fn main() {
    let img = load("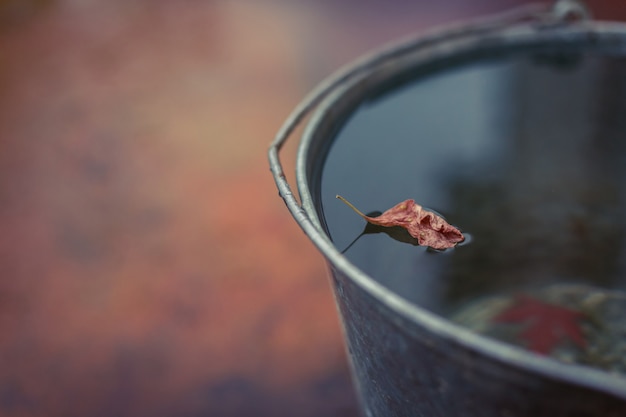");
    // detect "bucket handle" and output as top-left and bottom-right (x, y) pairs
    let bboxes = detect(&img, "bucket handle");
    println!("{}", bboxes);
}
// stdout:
(268, 0), (588, 245)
